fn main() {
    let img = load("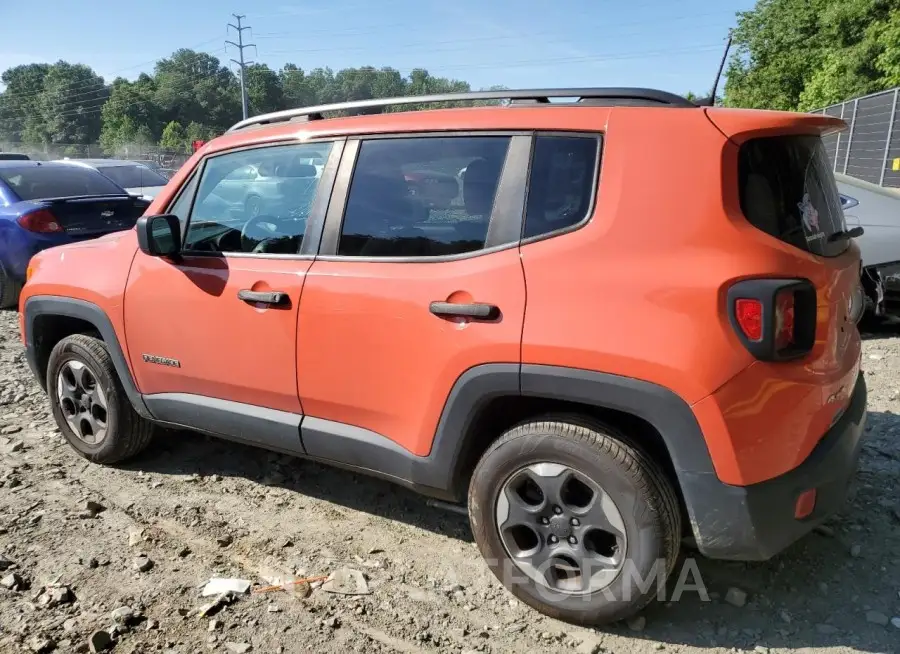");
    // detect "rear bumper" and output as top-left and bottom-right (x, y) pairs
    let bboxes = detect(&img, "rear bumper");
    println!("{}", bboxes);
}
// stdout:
(682, 371), (867, 560)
